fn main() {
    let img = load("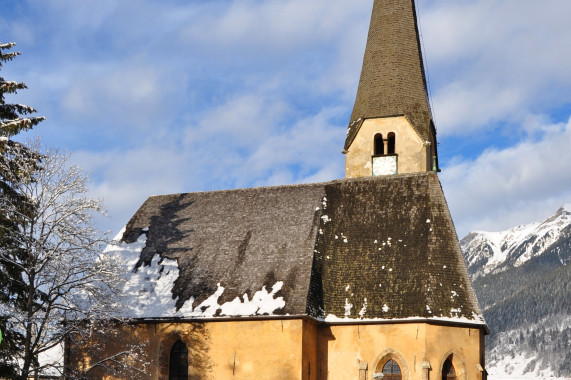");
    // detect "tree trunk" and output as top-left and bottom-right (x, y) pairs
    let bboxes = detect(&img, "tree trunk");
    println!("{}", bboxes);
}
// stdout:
(20, 270), (36, 380)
